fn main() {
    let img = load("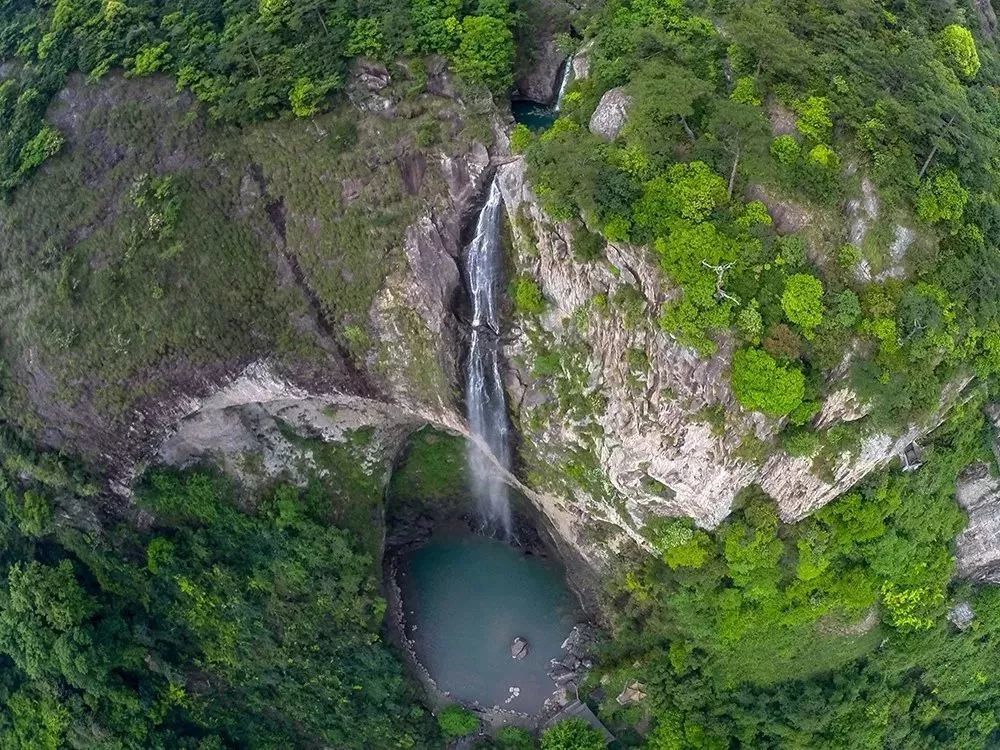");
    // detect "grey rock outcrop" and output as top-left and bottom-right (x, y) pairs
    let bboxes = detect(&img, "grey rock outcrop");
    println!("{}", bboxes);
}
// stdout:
(949, 601), (975, 630)
(956, 461), (1000, 582)
(516, 37), (568, 104)
(589, 88), (631, 140)
(496, 156), (970, 555)
(572, 40), (593, 81)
